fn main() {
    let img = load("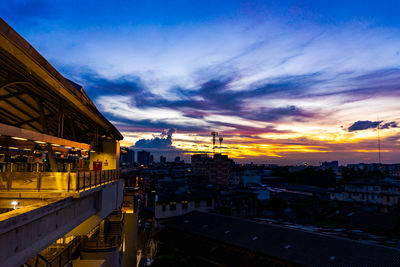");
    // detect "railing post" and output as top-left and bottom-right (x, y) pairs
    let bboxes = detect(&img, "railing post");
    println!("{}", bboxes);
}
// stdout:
(83, 172), (86, 191)
(6, 172), (11, 191)
(89, 171), (92, 188)
(67, 172), (71, 192)
(76, 172), (79, 191)
(37, 172), (41, 192)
